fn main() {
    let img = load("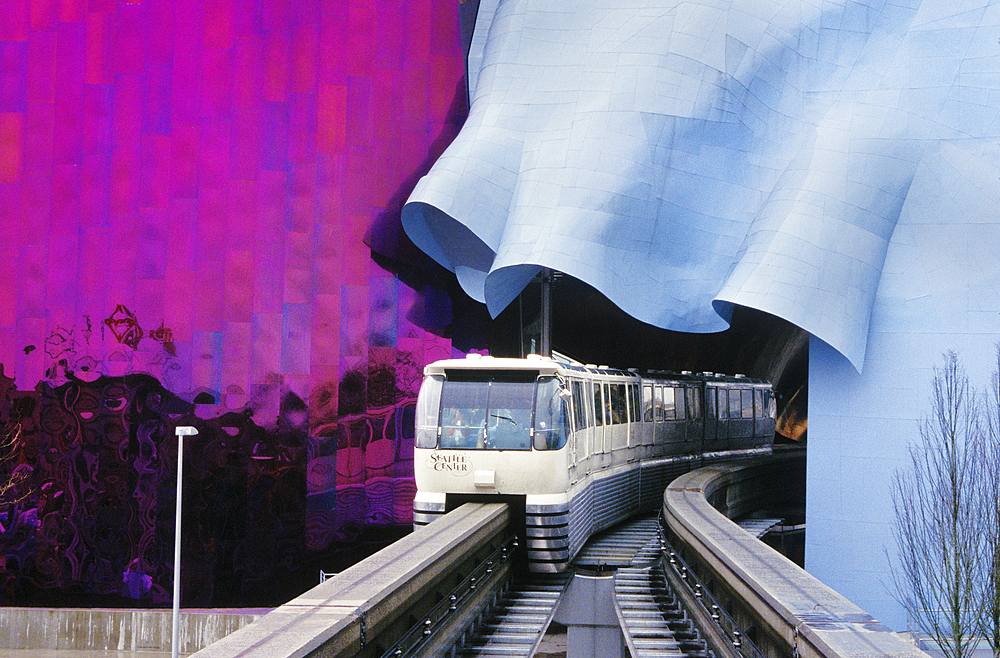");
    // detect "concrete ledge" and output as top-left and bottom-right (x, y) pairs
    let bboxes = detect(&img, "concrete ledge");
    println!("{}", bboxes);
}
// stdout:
(192, 502), (509, 658)
(0, 607), (264, 653)
(663, 450), (929, 658)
